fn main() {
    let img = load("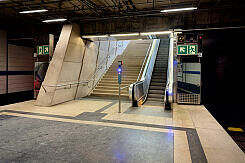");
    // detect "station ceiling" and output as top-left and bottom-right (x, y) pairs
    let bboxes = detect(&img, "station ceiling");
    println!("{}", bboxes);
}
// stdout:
(0, 0), (244, 35)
